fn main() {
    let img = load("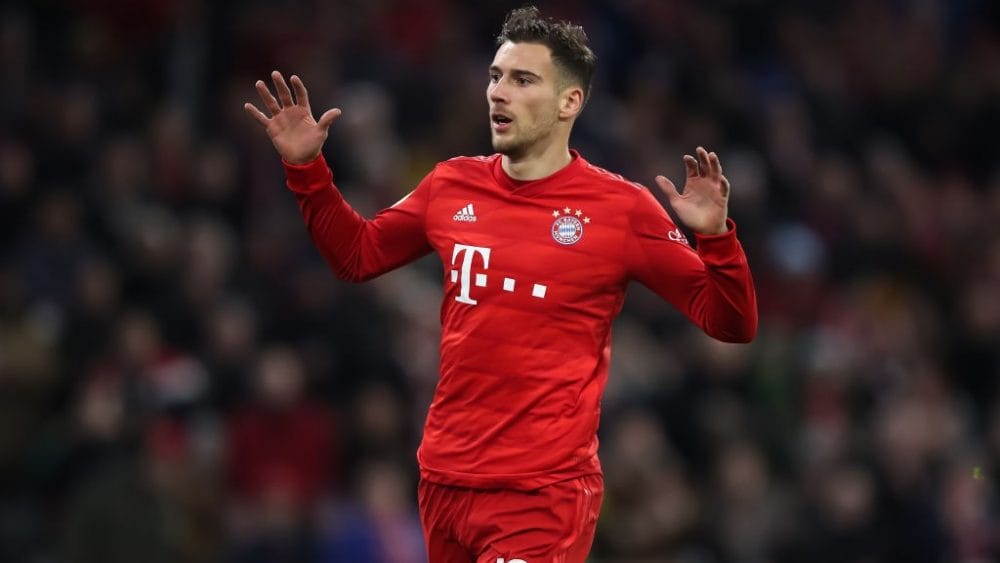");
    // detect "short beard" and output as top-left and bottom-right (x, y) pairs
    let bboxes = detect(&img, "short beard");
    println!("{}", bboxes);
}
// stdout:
(492, 136), (528, 160)
(491, 117), (556, 160)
